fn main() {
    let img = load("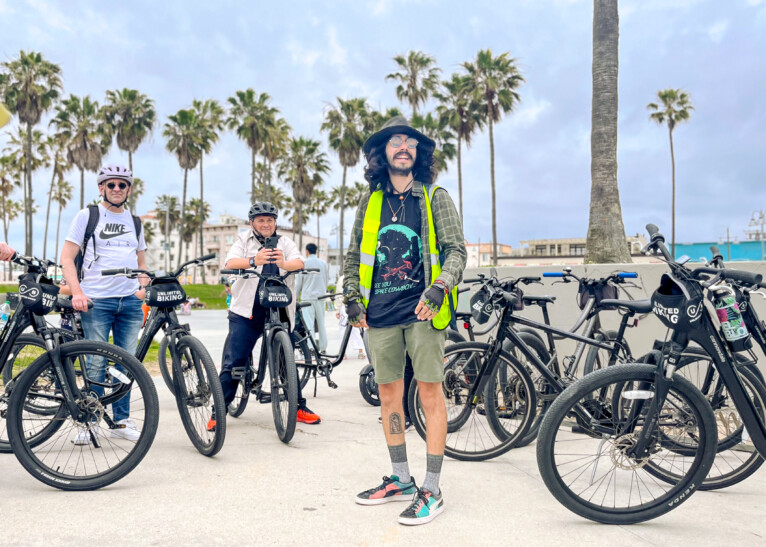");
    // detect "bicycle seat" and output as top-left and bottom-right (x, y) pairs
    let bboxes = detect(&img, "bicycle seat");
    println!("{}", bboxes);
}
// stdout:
(455, 312), (472, 321)
(598, 298), (652, 314)
(297, 302), (312, 309)
(522, 295), (556, 306)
